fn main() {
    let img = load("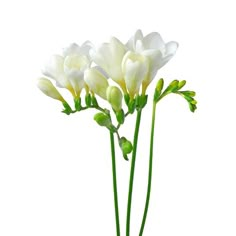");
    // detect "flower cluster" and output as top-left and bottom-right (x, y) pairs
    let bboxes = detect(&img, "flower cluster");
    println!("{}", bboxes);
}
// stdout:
(37, 30), (197, 236)
(38, 30), (178, 114)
